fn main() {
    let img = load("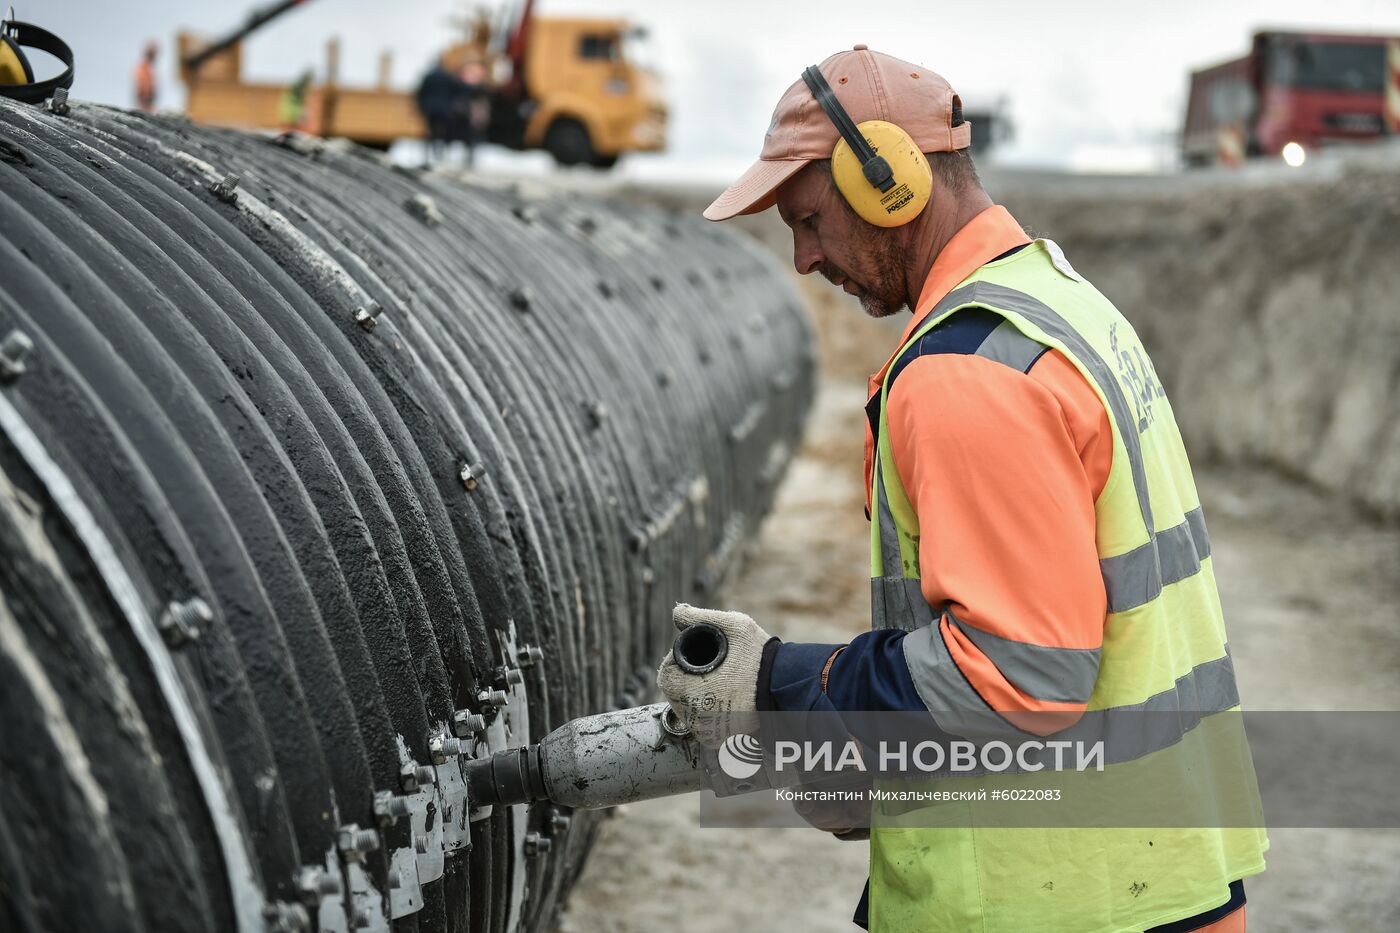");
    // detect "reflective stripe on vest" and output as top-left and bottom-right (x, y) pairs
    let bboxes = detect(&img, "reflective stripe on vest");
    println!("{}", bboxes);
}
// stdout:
(872, 280), (1215, 620)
